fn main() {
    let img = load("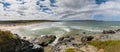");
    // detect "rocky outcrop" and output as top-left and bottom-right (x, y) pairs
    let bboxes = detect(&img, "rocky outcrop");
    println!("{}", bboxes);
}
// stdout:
(51, 35), (95, 52)
(0, 30), (44, 52)
(33, 35), (56, 47)
(81, 36), (94, 45)
(2, 29), (120, 52)
(58, 36), (74, 42)
(102, 30), (116, 34)
(102, 29), (120, 34)
(115, 29), (120, 32)
(81, 36), (94, 41)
